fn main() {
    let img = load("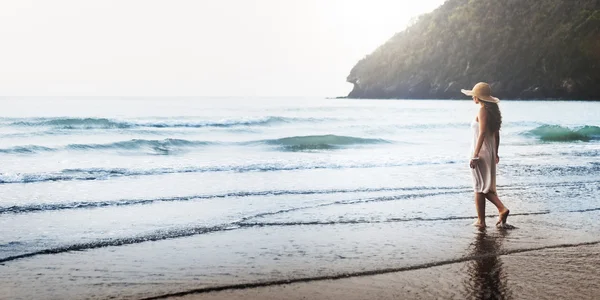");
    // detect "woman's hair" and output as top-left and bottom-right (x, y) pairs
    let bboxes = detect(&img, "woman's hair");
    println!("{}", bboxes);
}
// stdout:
(482, 101), (502, 133)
